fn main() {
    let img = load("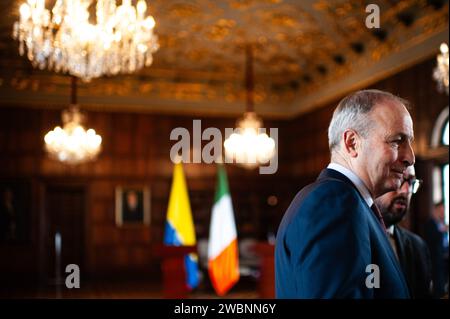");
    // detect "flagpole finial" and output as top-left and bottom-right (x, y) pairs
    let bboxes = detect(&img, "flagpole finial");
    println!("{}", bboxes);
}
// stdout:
(173, 153), (183, 164)
(215, 155), (224, 164)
